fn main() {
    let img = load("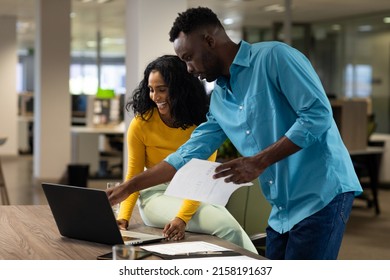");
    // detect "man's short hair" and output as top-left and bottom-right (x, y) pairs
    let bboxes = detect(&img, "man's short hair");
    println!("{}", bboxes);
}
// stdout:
(169, 7), (223, 42)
